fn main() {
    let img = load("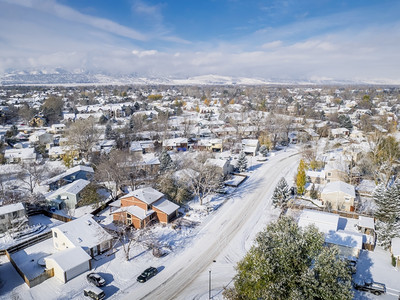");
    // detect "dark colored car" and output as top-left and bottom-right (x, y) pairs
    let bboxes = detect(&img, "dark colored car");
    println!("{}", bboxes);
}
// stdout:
(87, 273), (106, 287)
(354, 280), (386, 295)
(346, 259), (357, 274)
(137, 267), (158, 283)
